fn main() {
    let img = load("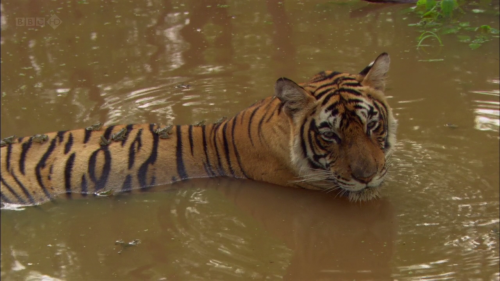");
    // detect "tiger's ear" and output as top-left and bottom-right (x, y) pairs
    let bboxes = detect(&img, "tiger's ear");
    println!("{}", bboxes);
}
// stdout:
(358, 52), (390, 91)
(275, 77), (315, 117)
